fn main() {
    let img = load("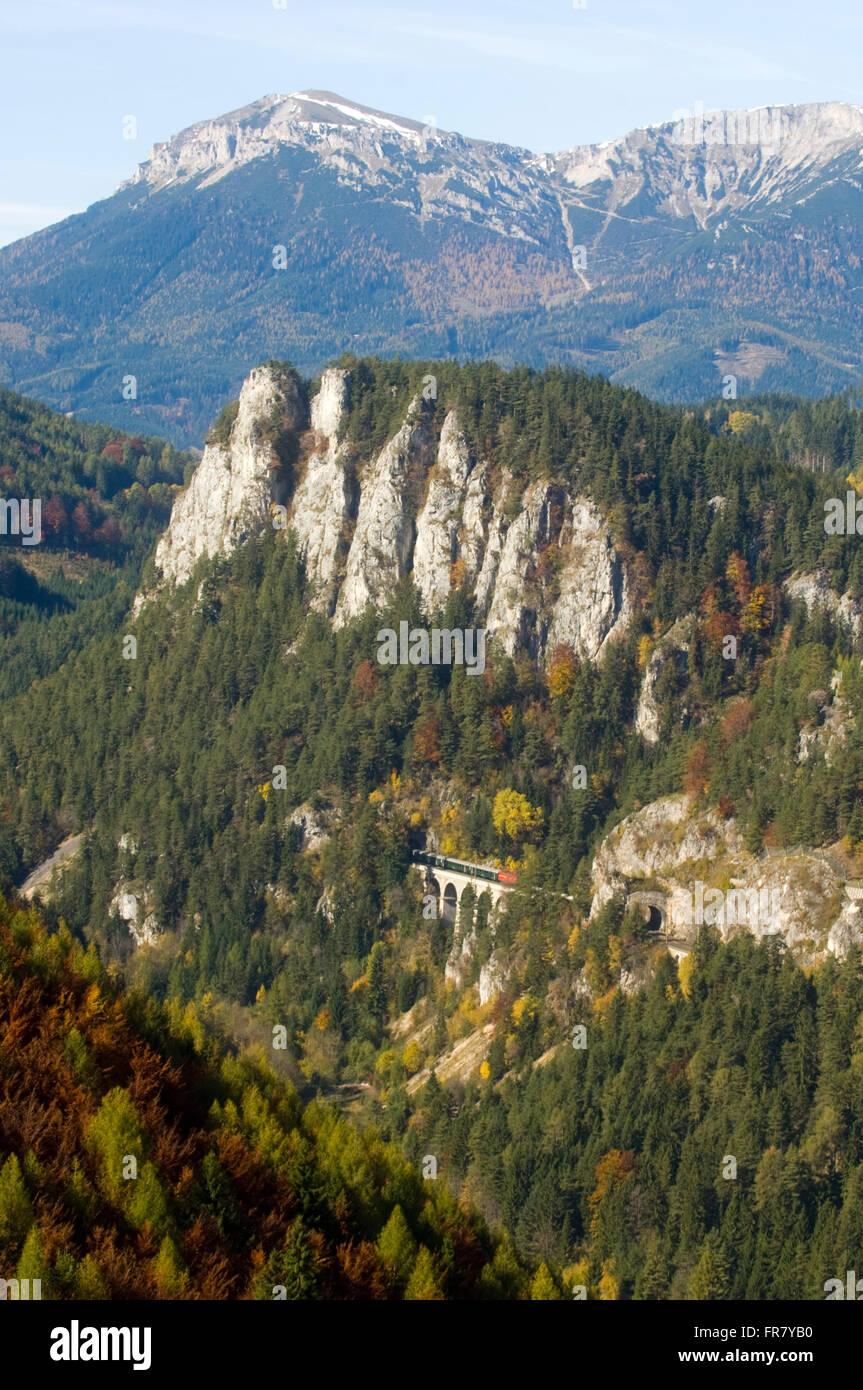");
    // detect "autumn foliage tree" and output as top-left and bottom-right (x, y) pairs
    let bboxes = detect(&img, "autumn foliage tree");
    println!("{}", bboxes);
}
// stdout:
(412, 714), (441, 765)
(0, 893), (509, 1301)
(684, 740), (711, 800)
(725, 551), (752, 608)
(353, 658), (379, 697)
(492, 788), (544, 845)
(71, 500), (93, 544)
(41, 494), (69, 542)
(546, 643), (578, 699)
